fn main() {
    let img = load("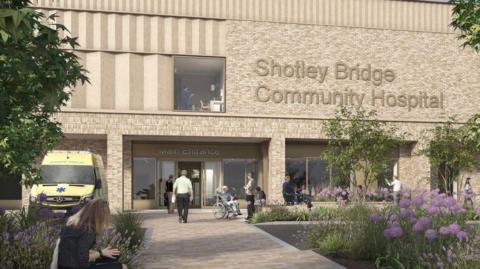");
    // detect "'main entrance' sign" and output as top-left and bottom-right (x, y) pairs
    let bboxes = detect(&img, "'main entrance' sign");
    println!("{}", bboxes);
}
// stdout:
(253, 59), (444, 111)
